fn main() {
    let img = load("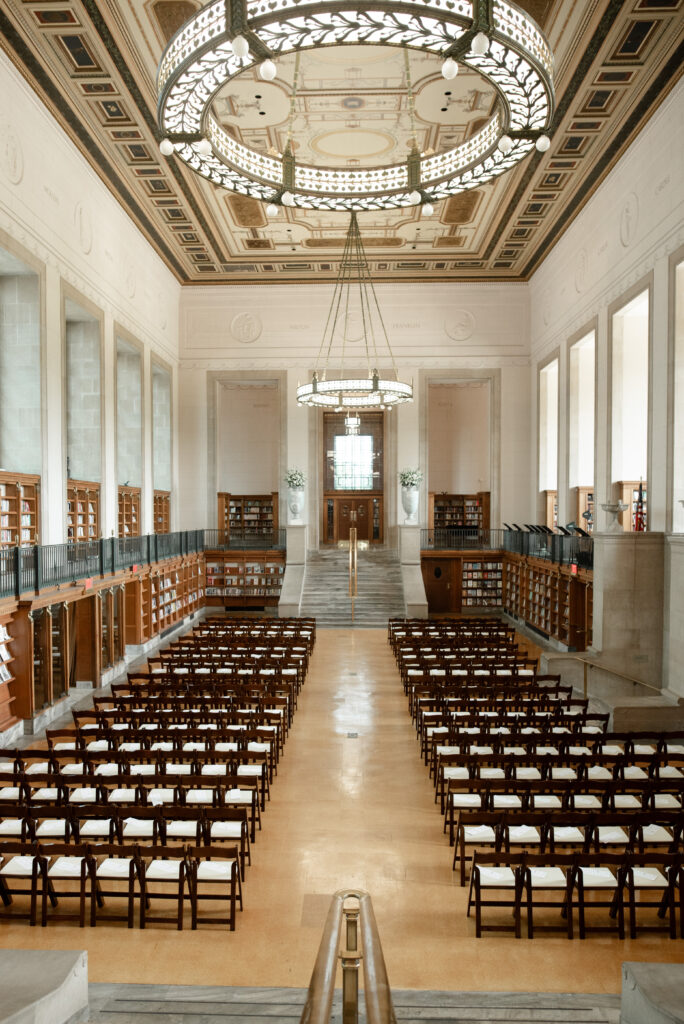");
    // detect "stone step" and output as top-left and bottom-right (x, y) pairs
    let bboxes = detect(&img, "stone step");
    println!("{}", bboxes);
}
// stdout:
(84, 984), (621, 1024)
(300, 546), (405, 628)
